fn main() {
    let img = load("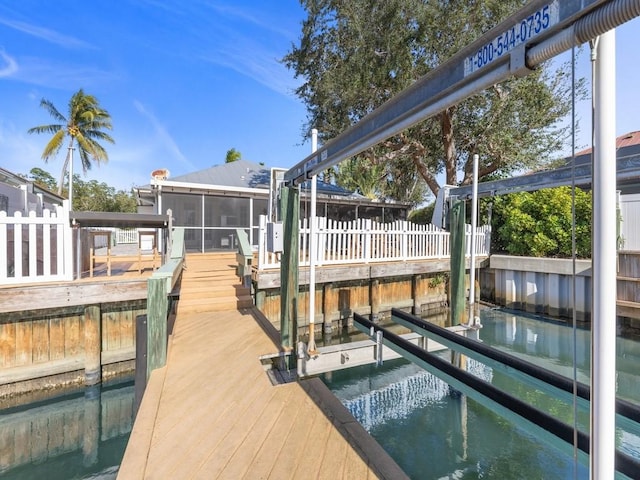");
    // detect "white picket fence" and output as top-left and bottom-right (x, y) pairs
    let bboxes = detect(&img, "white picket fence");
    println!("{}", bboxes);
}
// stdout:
(0, 202), (74, 284)
(258, 216), (490, 269)
(89, 227), (139, 246)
